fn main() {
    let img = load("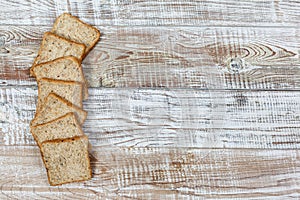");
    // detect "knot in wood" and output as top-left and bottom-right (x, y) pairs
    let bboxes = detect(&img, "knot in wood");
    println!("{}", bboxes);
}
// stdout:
(227, 57), (244, 73)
